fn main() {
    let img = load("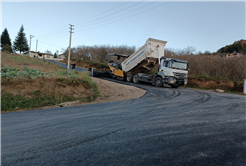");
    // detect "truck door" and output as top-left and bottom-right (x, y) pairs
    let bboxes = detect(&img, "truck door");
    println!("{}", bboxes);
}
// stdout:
(160, 60), (171, 75)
